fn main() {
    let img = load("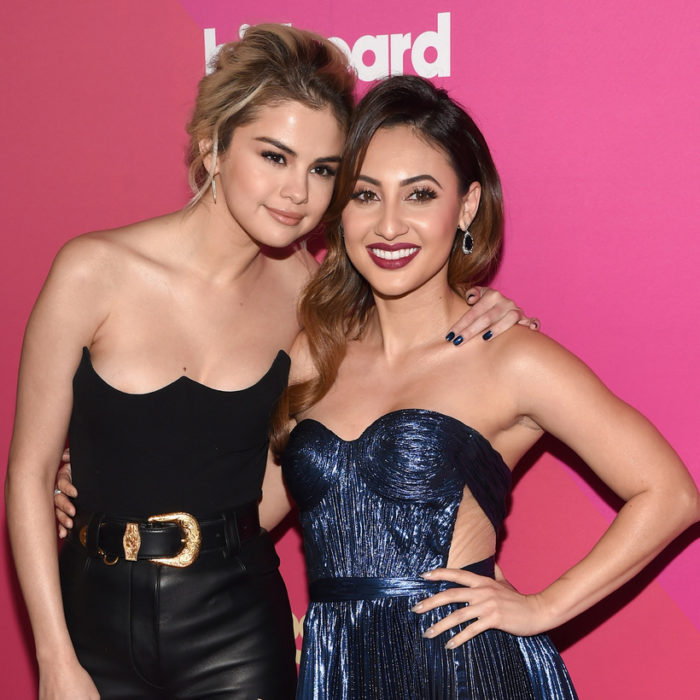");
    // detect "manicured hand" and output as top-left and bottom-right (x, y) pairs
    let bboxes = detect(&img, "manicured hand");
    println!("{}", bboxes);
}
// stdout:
(412, 567), (550, 648)
(445, 286), (540, 346)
